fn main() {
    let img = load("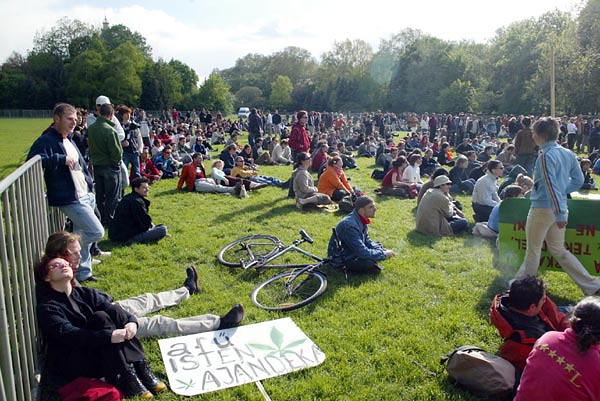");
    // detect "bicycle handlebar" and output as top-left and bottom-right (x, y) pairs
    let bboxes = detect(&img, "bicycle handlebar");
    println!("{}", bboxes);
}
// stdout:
(299, 229), (314, 244)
